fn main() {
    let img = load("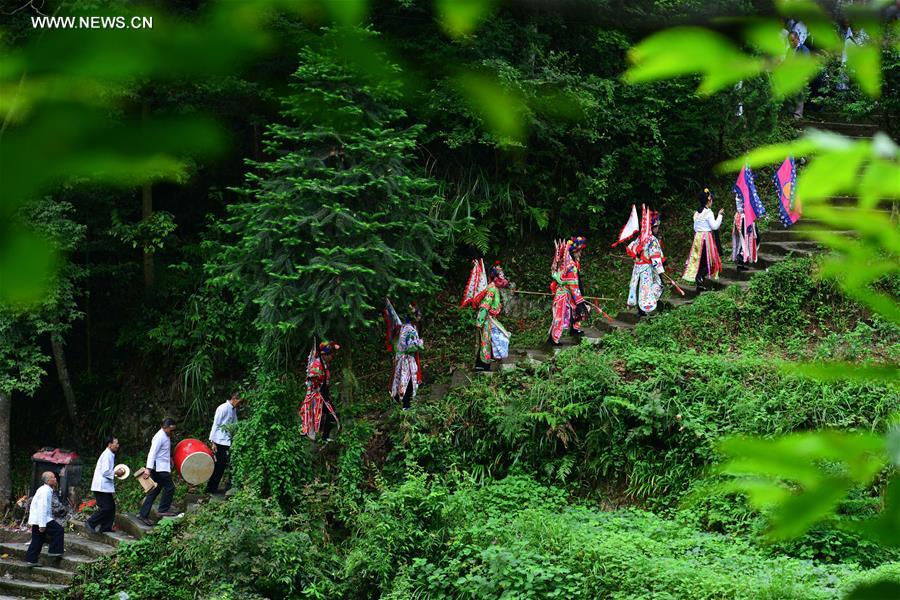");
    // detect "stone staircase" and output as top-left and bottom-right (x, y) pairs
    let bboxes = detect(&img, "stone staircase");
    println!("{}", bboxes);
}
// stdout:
(439, 195), (889, 392)
(0, 492), (211, 599)
(0, 521), (130, 599)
